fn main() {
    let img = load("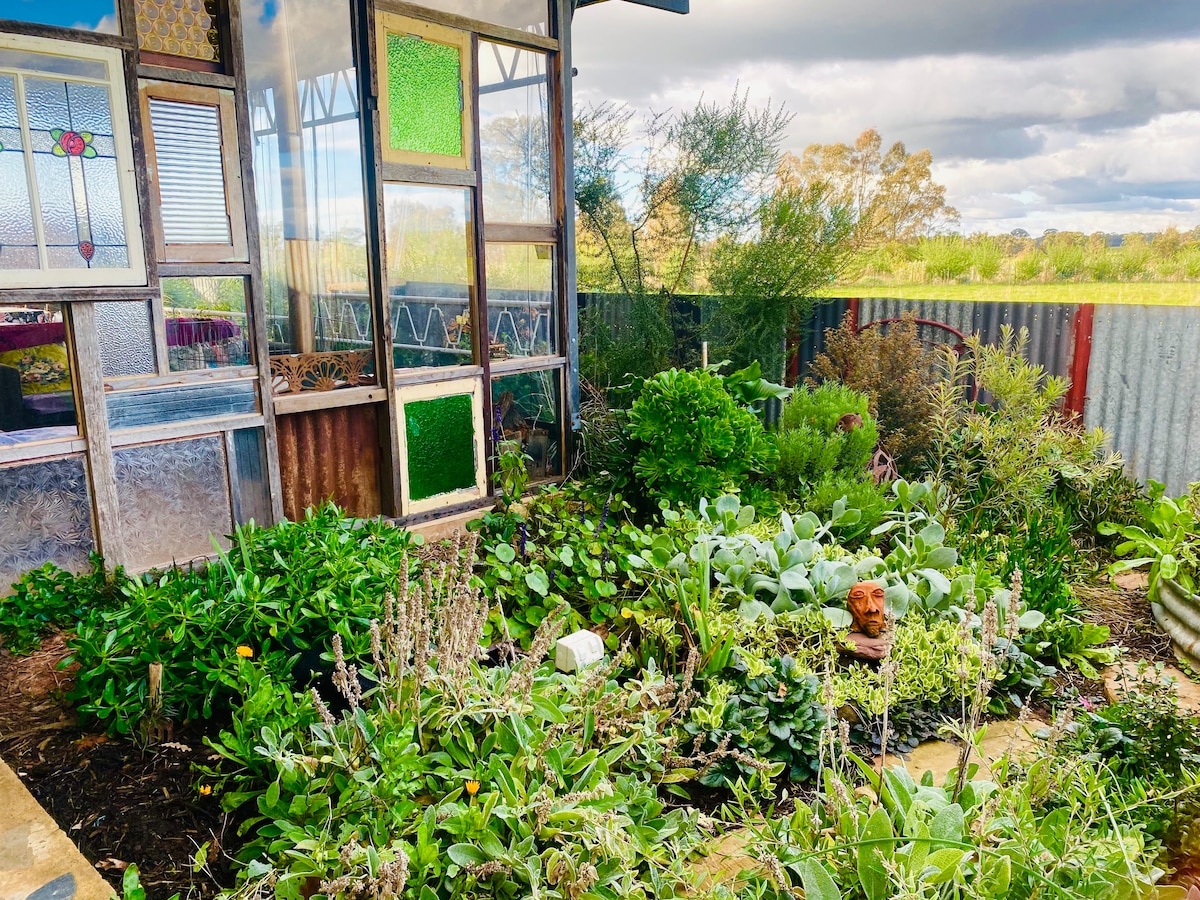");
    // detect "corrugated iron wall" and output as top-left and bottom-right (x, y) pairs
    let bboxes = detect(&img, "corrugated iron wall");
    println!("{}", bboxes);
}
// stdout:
(1085, 305), (1200, 495)
(276, 405), (383, 521)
